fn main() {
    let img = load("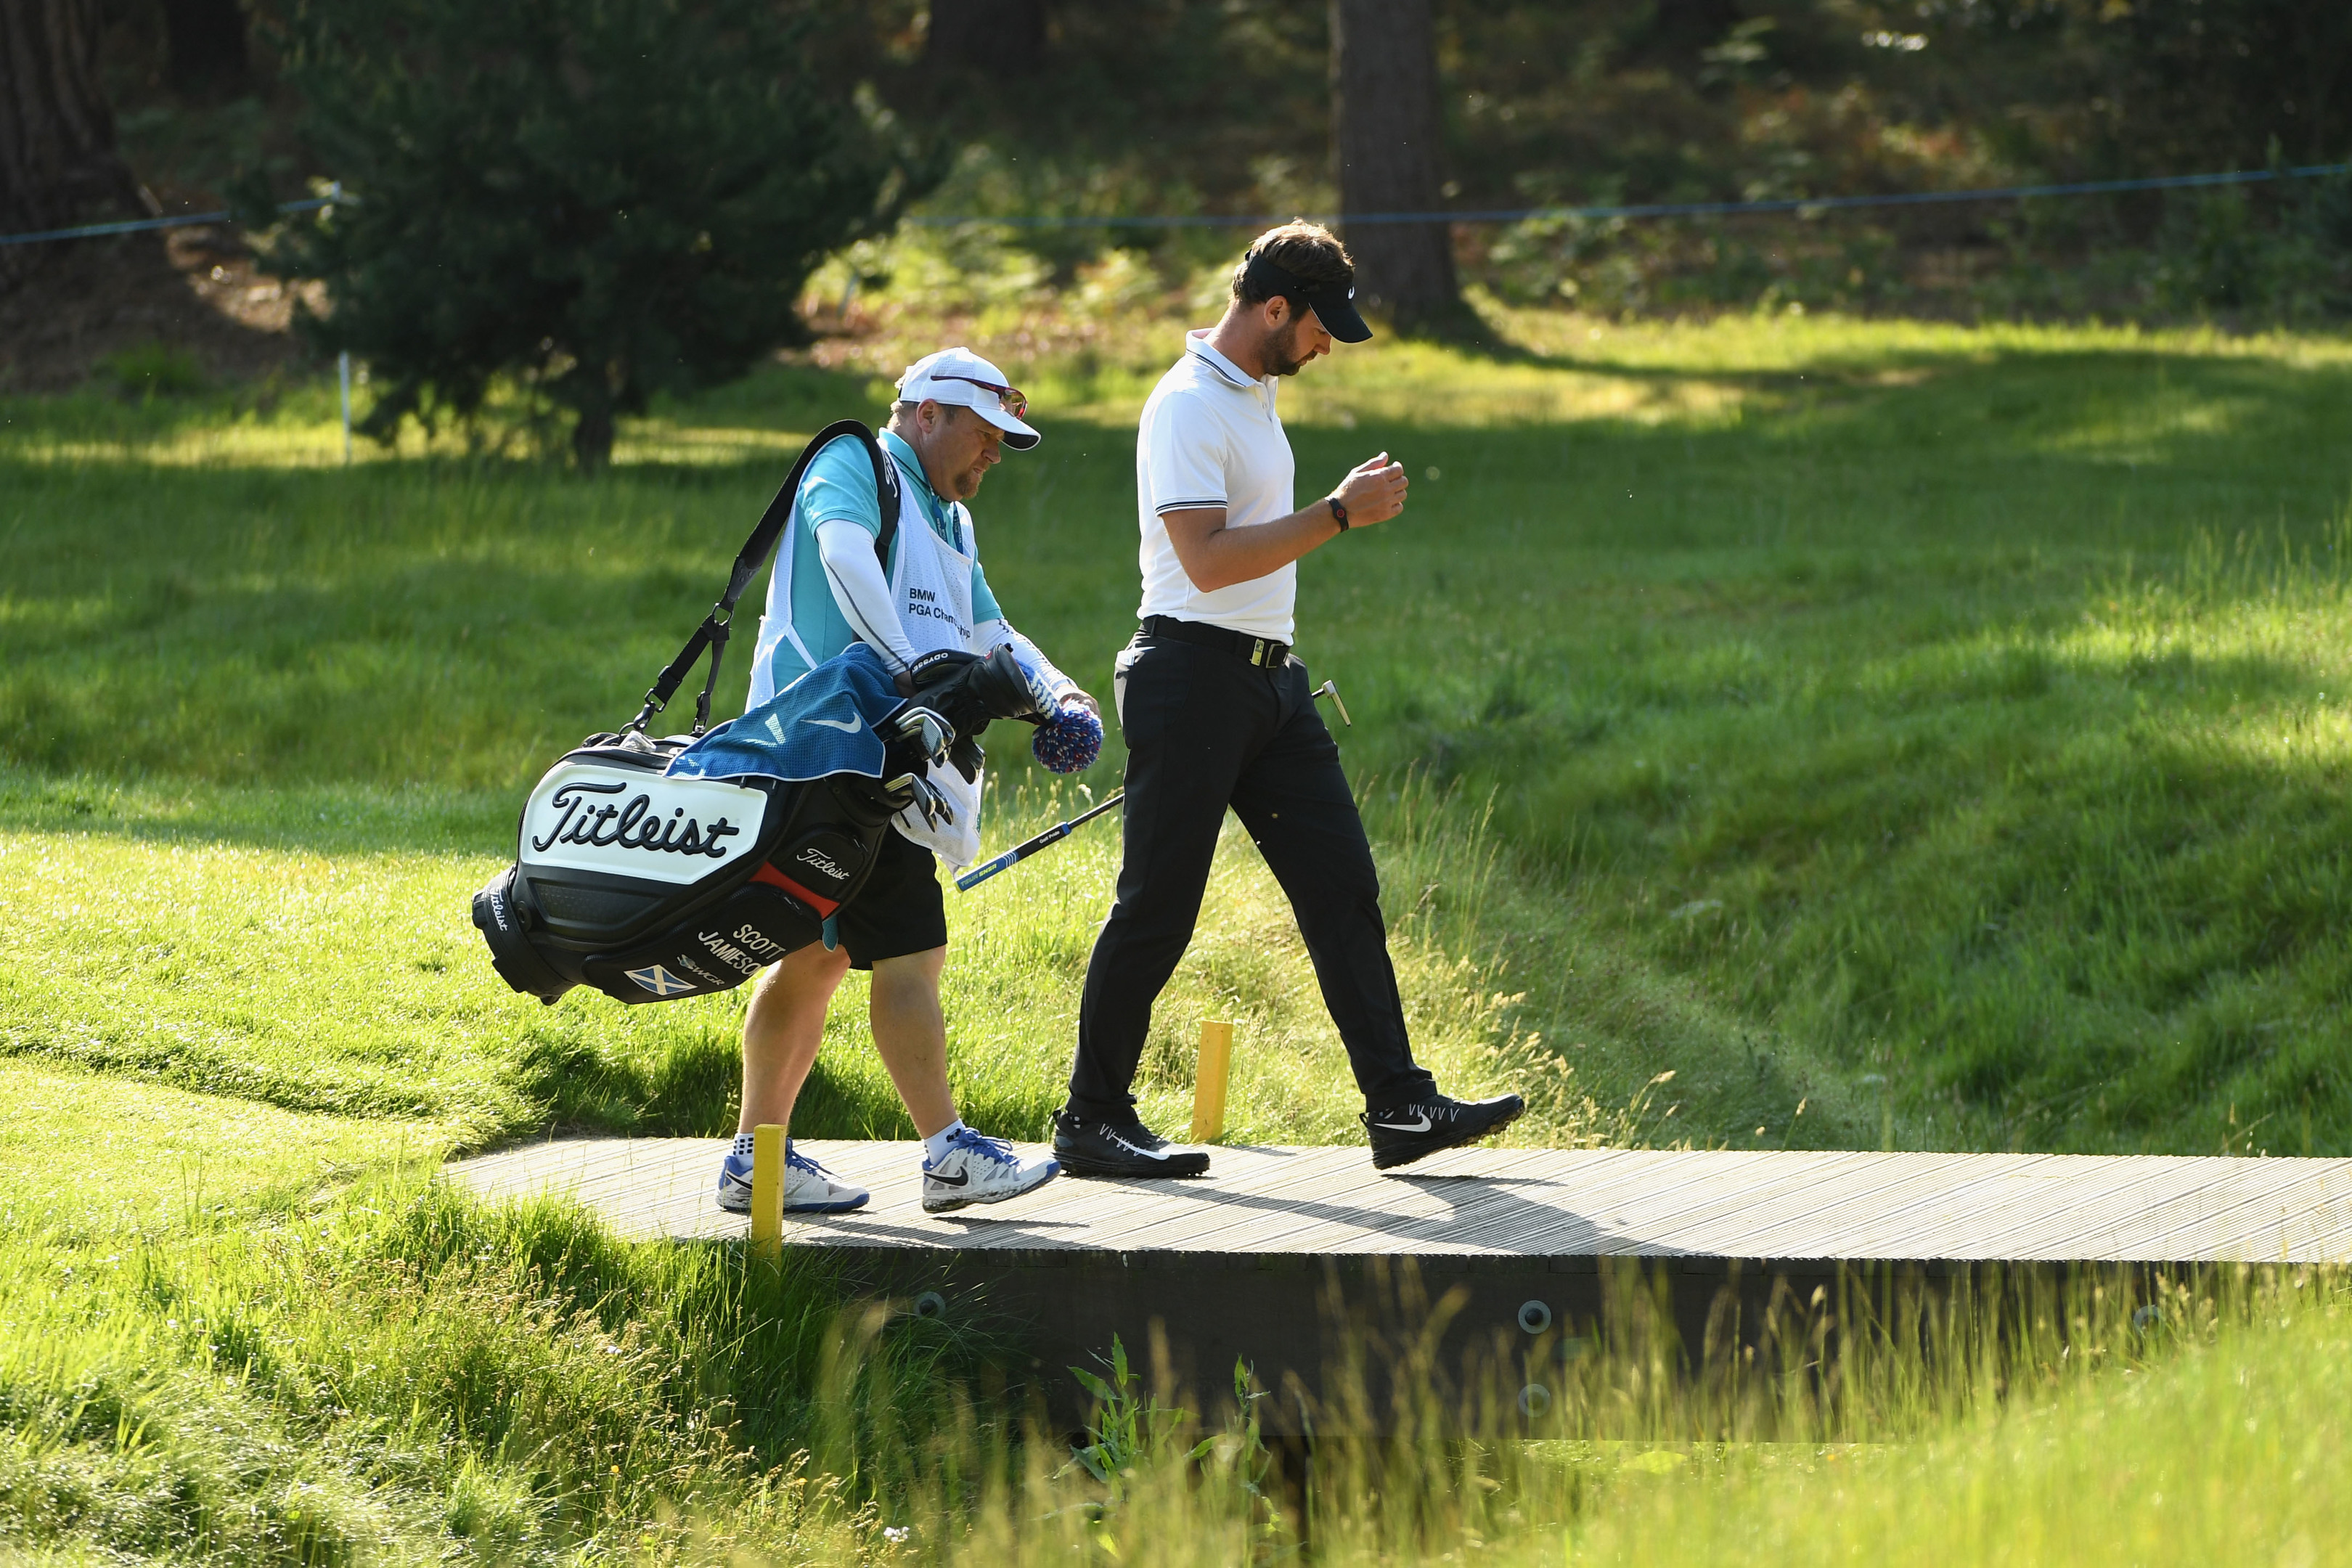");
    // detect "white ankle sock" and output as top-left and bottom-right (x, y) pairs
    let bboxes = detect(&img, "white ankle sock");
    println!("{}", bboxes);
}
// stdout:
(923, 1120), (968, 1163)
(730, 1132), (757, 1160)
